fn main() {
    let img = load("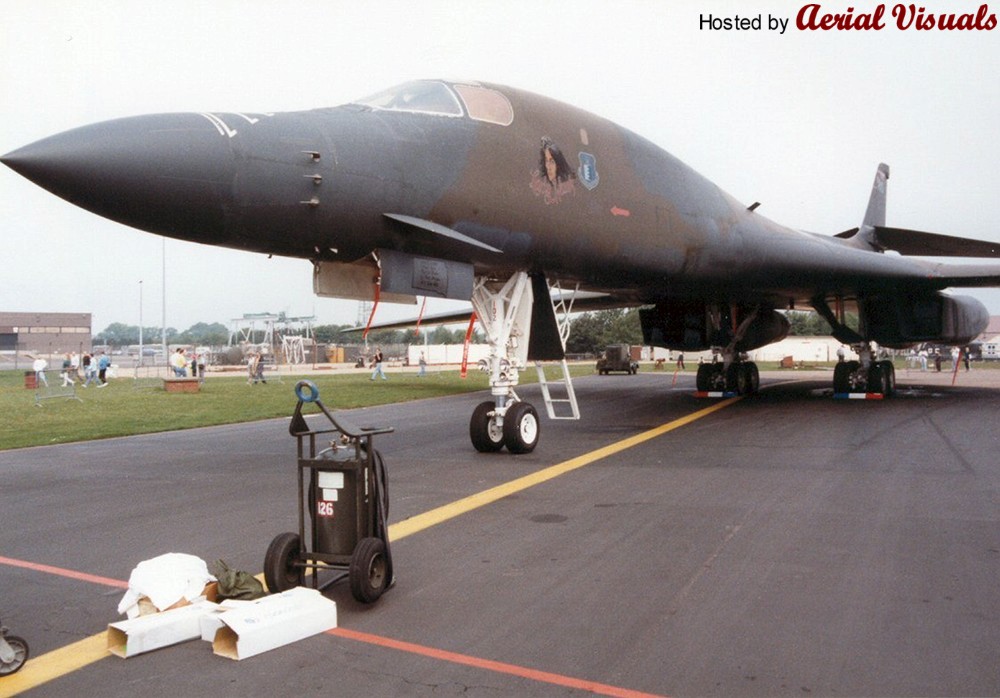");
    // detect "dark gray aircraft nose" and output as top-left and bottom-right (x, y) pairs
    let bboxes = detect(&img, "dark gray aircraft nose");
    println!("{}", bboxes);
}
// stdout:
(2, 113), (236, 244)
